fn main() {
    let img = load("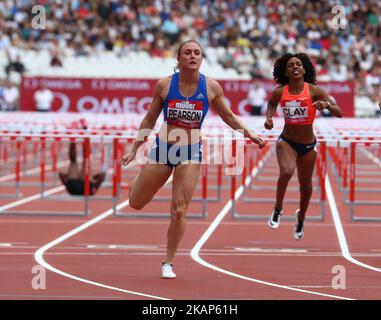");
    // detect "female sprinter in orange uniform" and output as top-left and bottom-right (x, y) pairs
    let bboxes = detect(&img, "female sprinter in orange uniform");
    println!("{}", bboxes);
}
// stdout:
(265, 53), (342, 240)
(122, 40), (266, 278)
